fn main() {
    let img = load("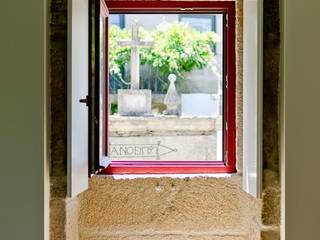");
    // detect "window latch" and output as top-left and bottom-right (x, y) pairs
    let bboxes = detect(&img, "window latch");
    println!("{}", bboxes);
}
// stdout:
(79, 95), (90, 107)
